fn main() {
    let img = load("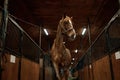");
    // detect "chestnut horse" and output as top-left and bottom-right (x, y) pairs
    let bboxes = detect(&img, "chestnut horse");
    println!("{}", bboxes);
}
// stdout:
(51, 16), (76, 80)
